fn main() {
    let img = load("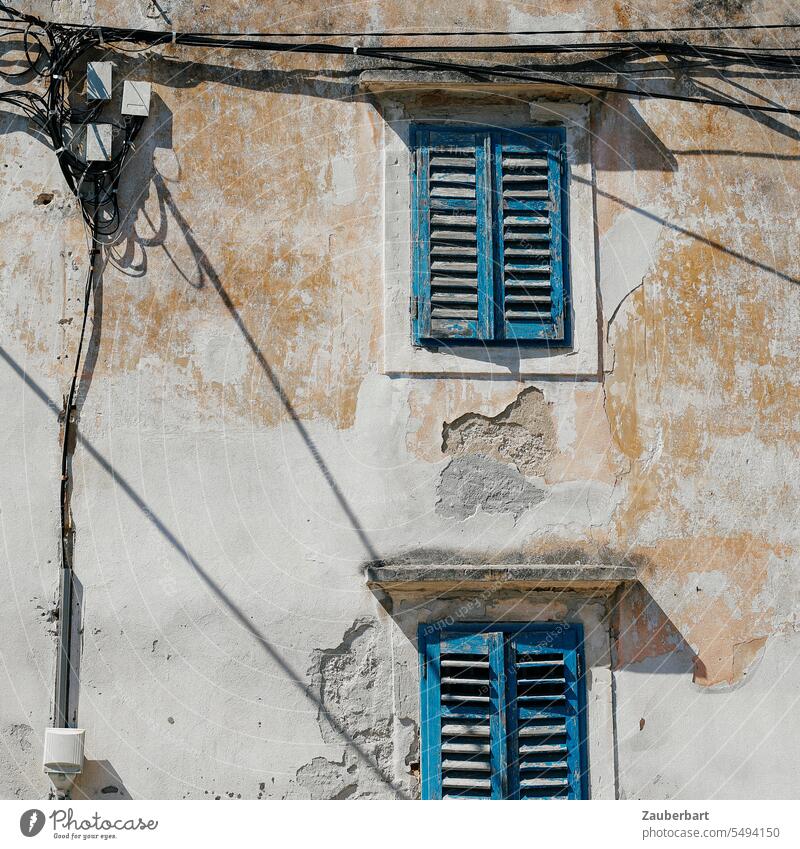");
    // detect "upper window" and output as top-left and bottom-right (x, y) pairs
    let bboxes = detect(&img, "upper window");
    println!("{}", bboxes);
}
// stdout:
(418, 621), (587, 800)
(411, 125), (569, 346)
